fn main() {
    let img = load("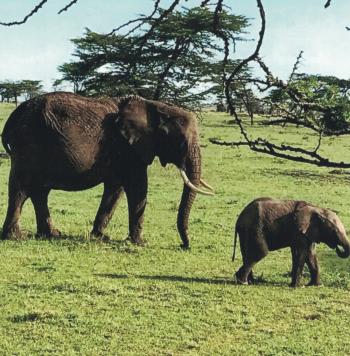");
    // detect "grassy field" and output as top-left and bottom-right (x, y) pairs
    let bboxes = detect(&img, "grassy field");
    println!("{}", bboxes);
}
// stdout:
(1, 103), (350, 355)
